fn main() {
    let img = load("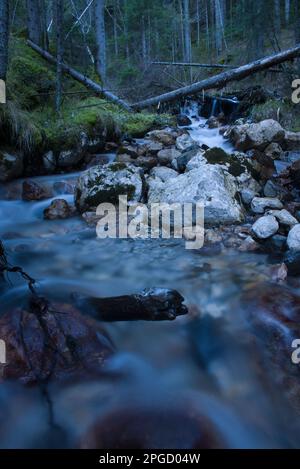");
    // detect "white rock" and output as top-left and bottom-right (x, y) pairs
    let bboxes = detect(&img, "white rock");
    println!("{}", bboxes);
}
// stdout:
(229, 119), (284, 151)
(252, 215), (279, 239)
(148, 164), (244, 225)
(267, 209), (298, 227)
(150, 166), (178, 182)
(287, 224), (300, 251)
(251, 197), (283, 214)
